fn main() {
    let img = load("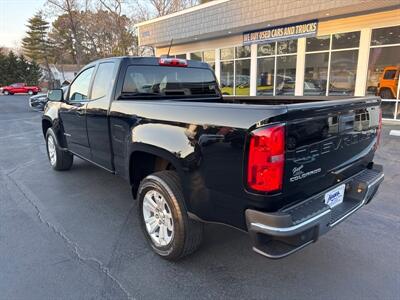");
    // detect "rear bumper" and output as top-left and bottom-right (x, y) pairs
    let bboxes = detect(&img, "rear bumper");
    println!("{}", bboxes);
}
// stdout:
(246, 165), (384, 259)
